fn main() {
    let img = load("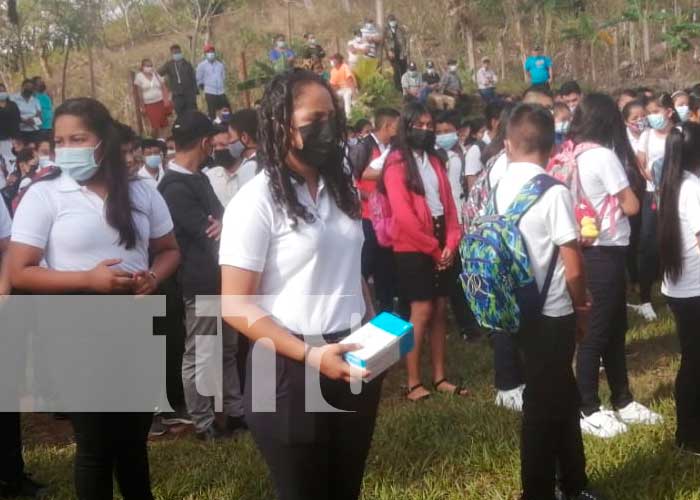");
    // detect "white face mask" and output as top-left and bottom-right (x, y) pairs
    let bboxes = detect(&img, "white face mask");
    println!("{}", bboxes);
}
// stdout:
(206, 52), (216, 61)
(143, 66), (154, 74)
(448, 65), (458, 73)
